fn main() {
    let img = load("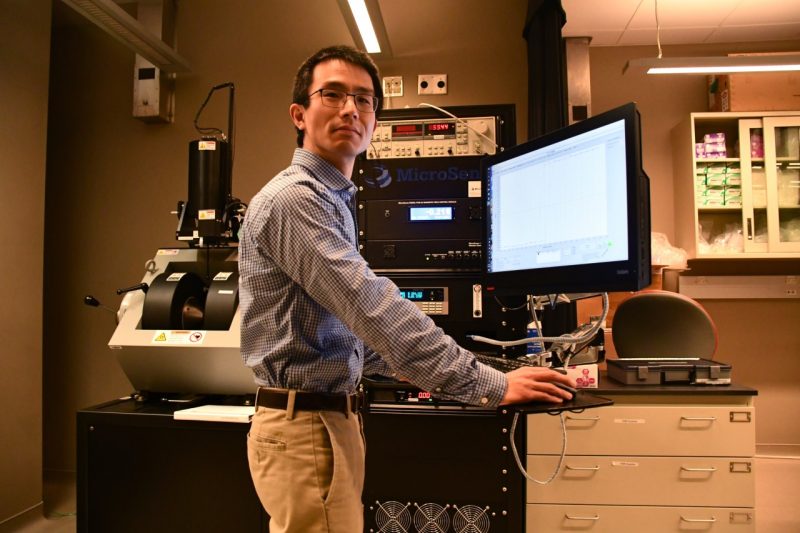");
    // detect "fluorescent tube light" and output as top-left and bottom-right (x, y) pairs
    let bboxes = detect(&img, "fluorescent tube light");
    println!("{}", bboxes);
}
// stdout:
(336, 0), (391, 57)
(624, 55), (800, 75)
(61, 0), (190, 73)
(347, 0), (381, 53)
